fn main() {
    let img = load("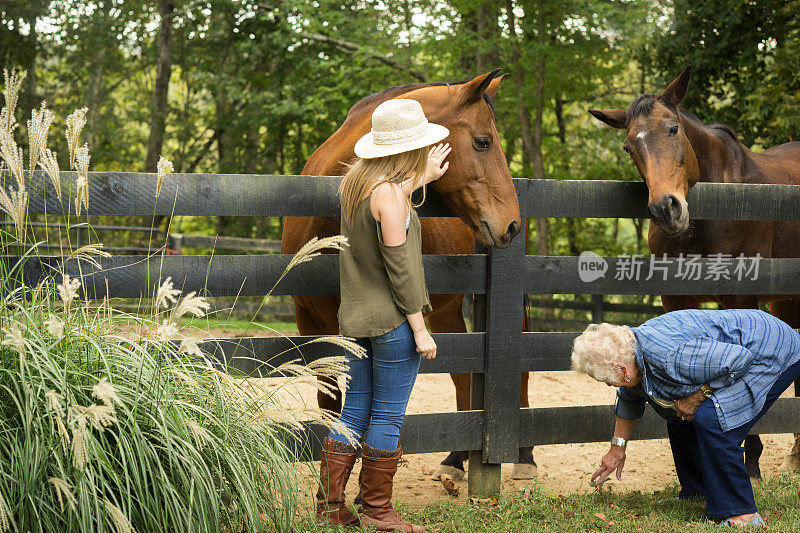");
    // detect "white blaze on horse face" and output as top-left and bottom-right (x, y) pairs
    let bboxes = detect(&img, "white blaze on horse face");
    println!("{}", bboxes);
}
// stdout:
(635, 130), (650, 154)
